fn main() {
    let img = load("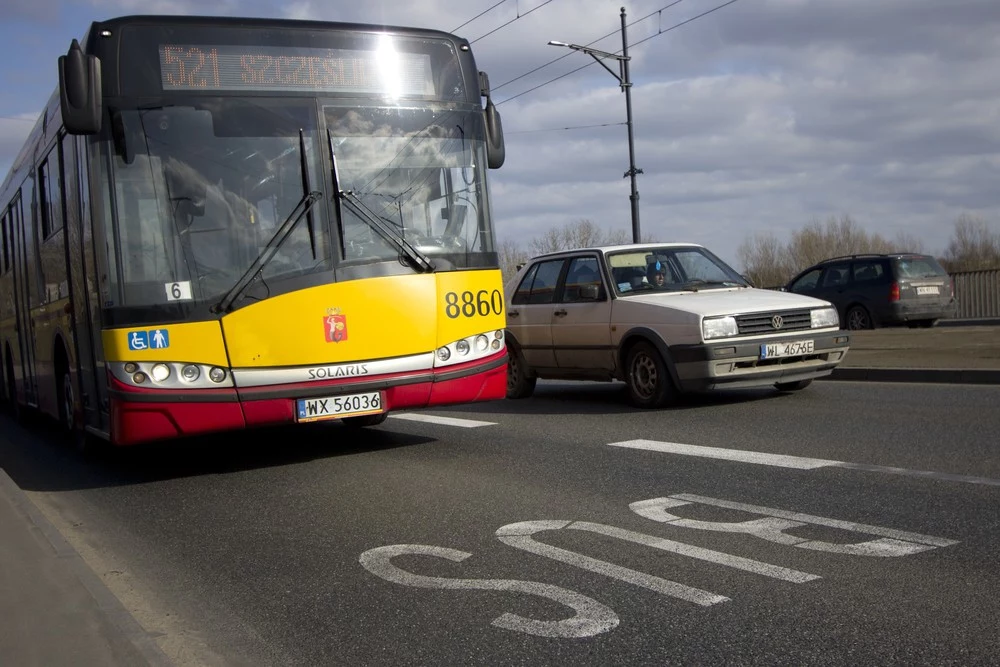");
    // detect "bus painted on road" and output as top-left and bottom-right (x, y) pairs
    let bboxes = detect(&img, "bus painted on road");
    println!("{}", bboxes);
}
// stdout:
(0, 14), (508, 445)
